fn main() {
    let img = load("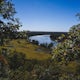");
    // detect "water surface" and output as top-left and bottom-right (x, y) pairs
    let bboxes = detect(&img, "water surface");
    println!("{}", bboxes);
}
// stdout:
(29, 35), (57, 46)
